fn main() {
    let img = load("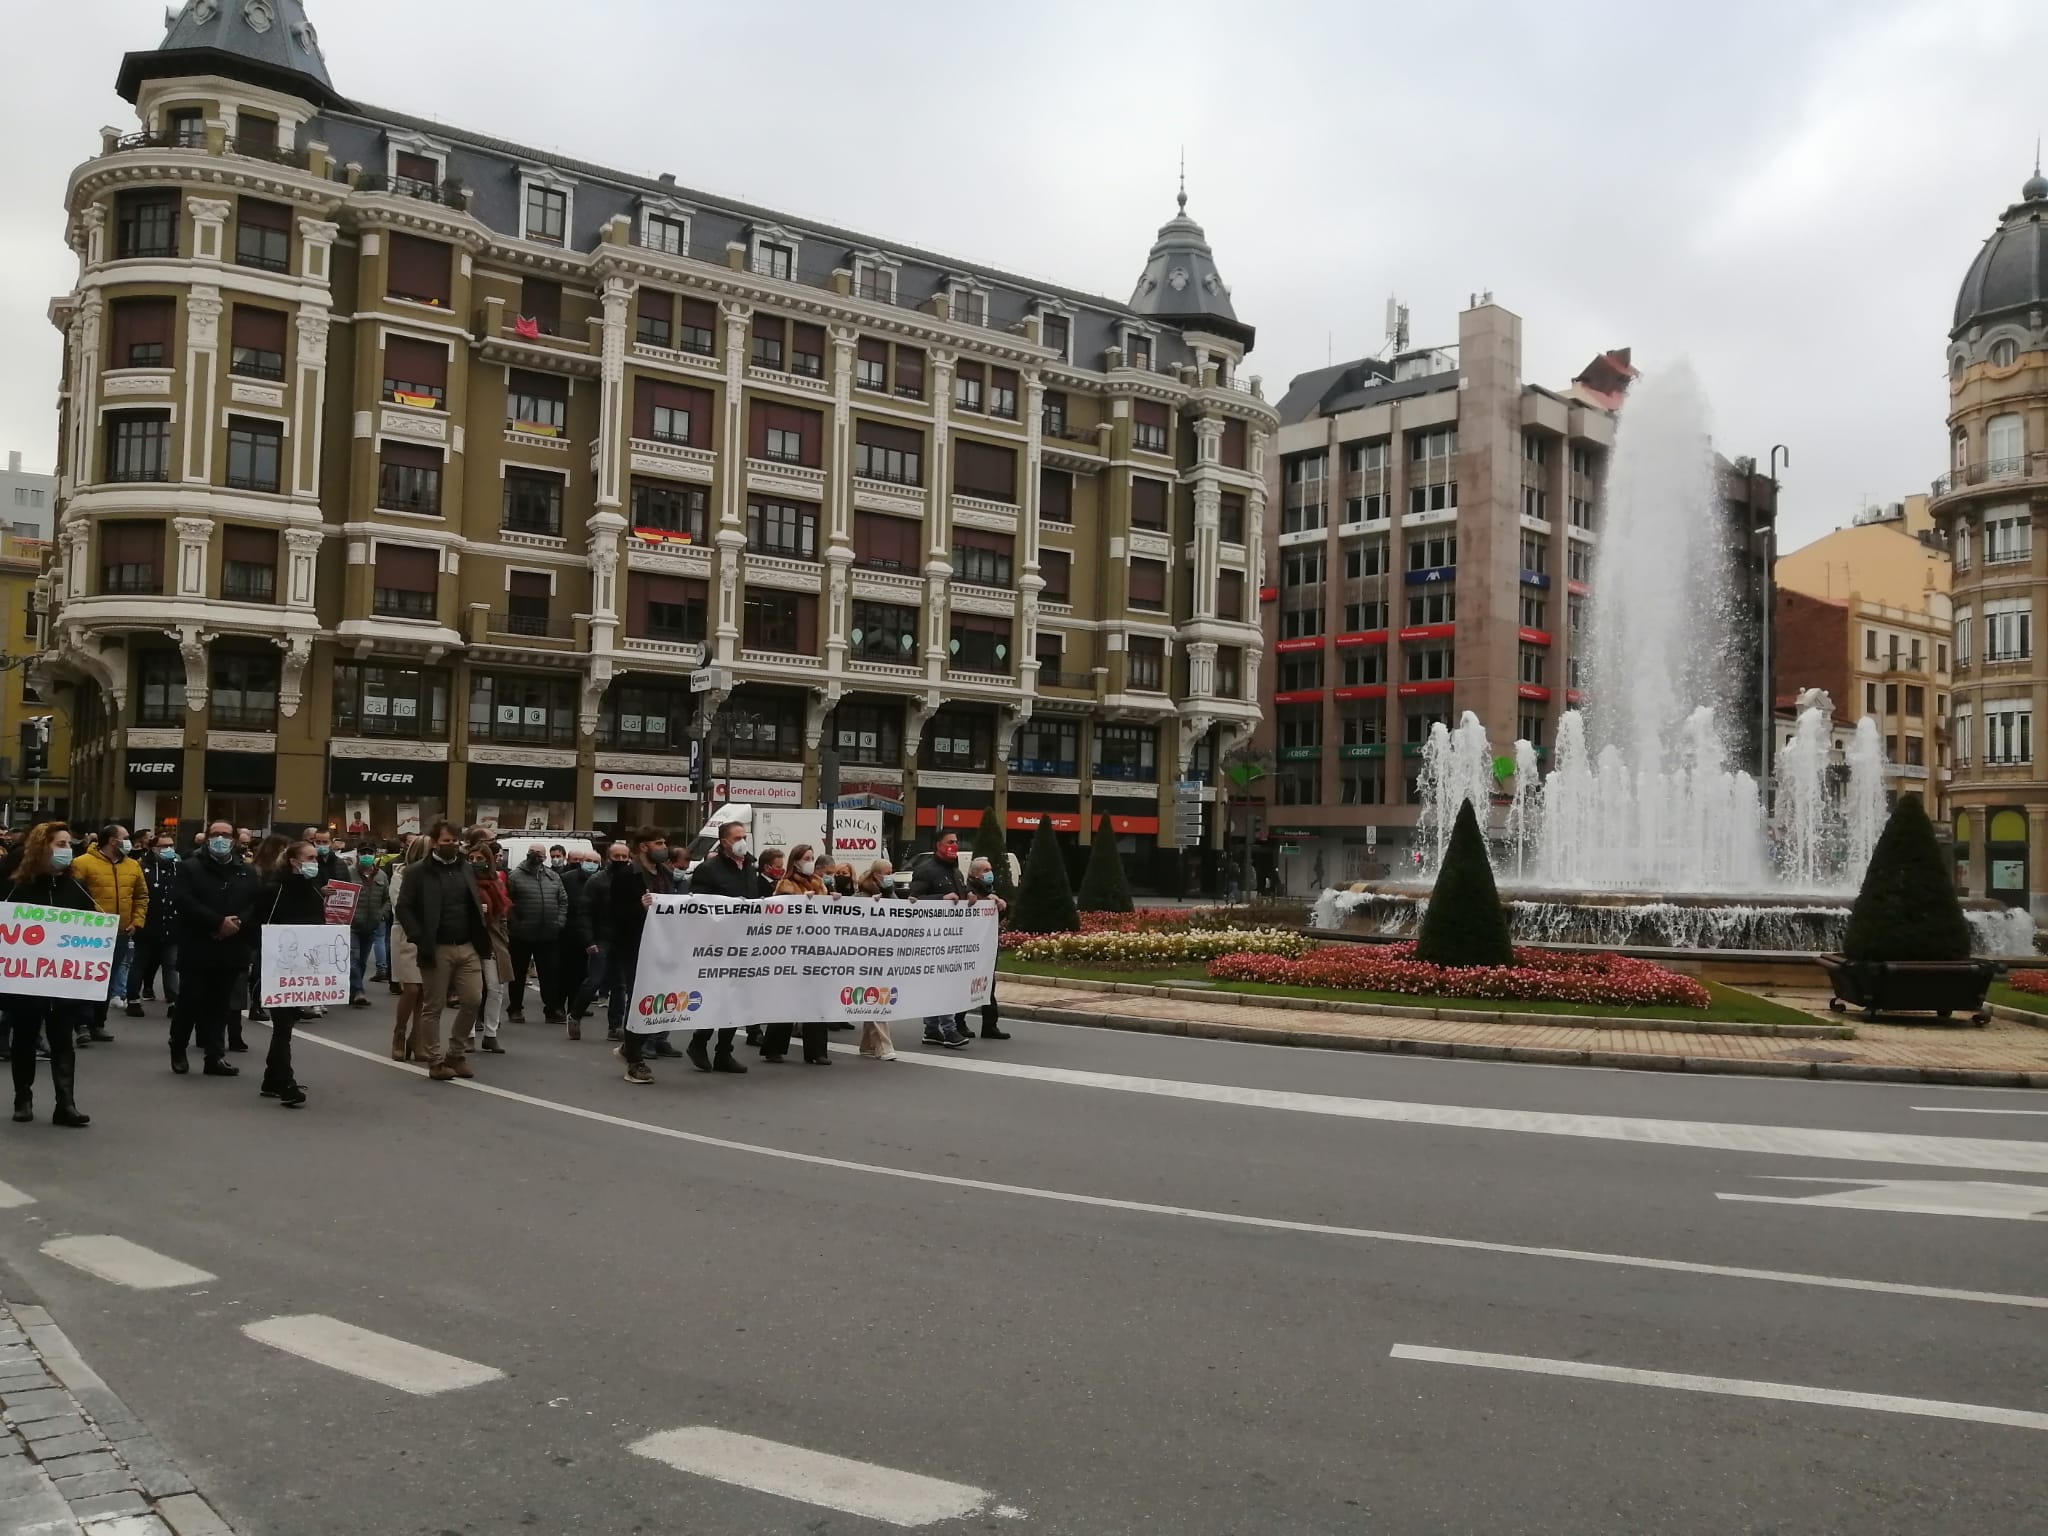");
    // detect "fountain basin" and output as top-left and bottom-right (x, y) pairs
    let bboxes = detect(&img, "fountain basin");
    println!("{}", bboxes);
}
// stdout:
(1312, 883), (2039, 959)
